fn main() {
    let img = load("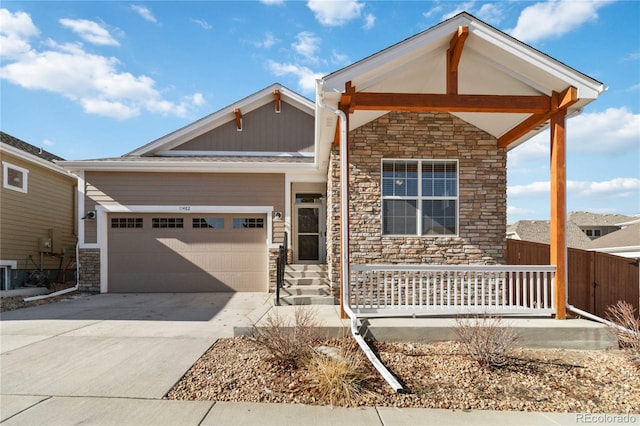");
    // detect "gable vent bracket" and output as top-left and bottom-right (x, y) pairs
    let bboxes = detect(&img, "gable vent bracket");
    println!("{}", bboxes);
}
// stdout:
(234, 108), (243, 131)
(274, 89), (281, 113)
